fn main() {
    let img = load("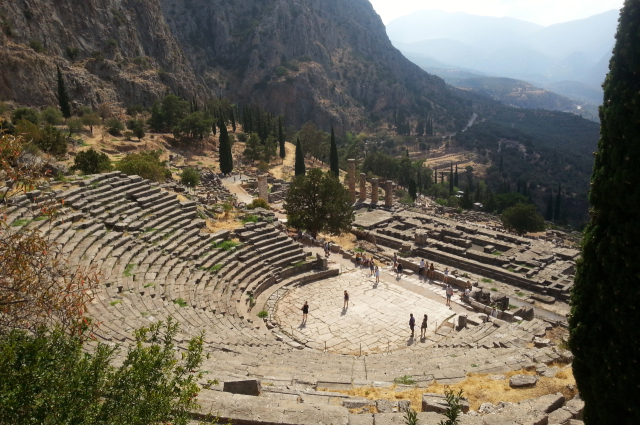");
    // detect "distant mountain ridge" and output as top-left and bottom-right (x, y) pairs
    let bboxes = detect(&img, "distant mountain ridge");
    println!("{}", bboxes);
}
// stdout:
(387, 9), (618, 105)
